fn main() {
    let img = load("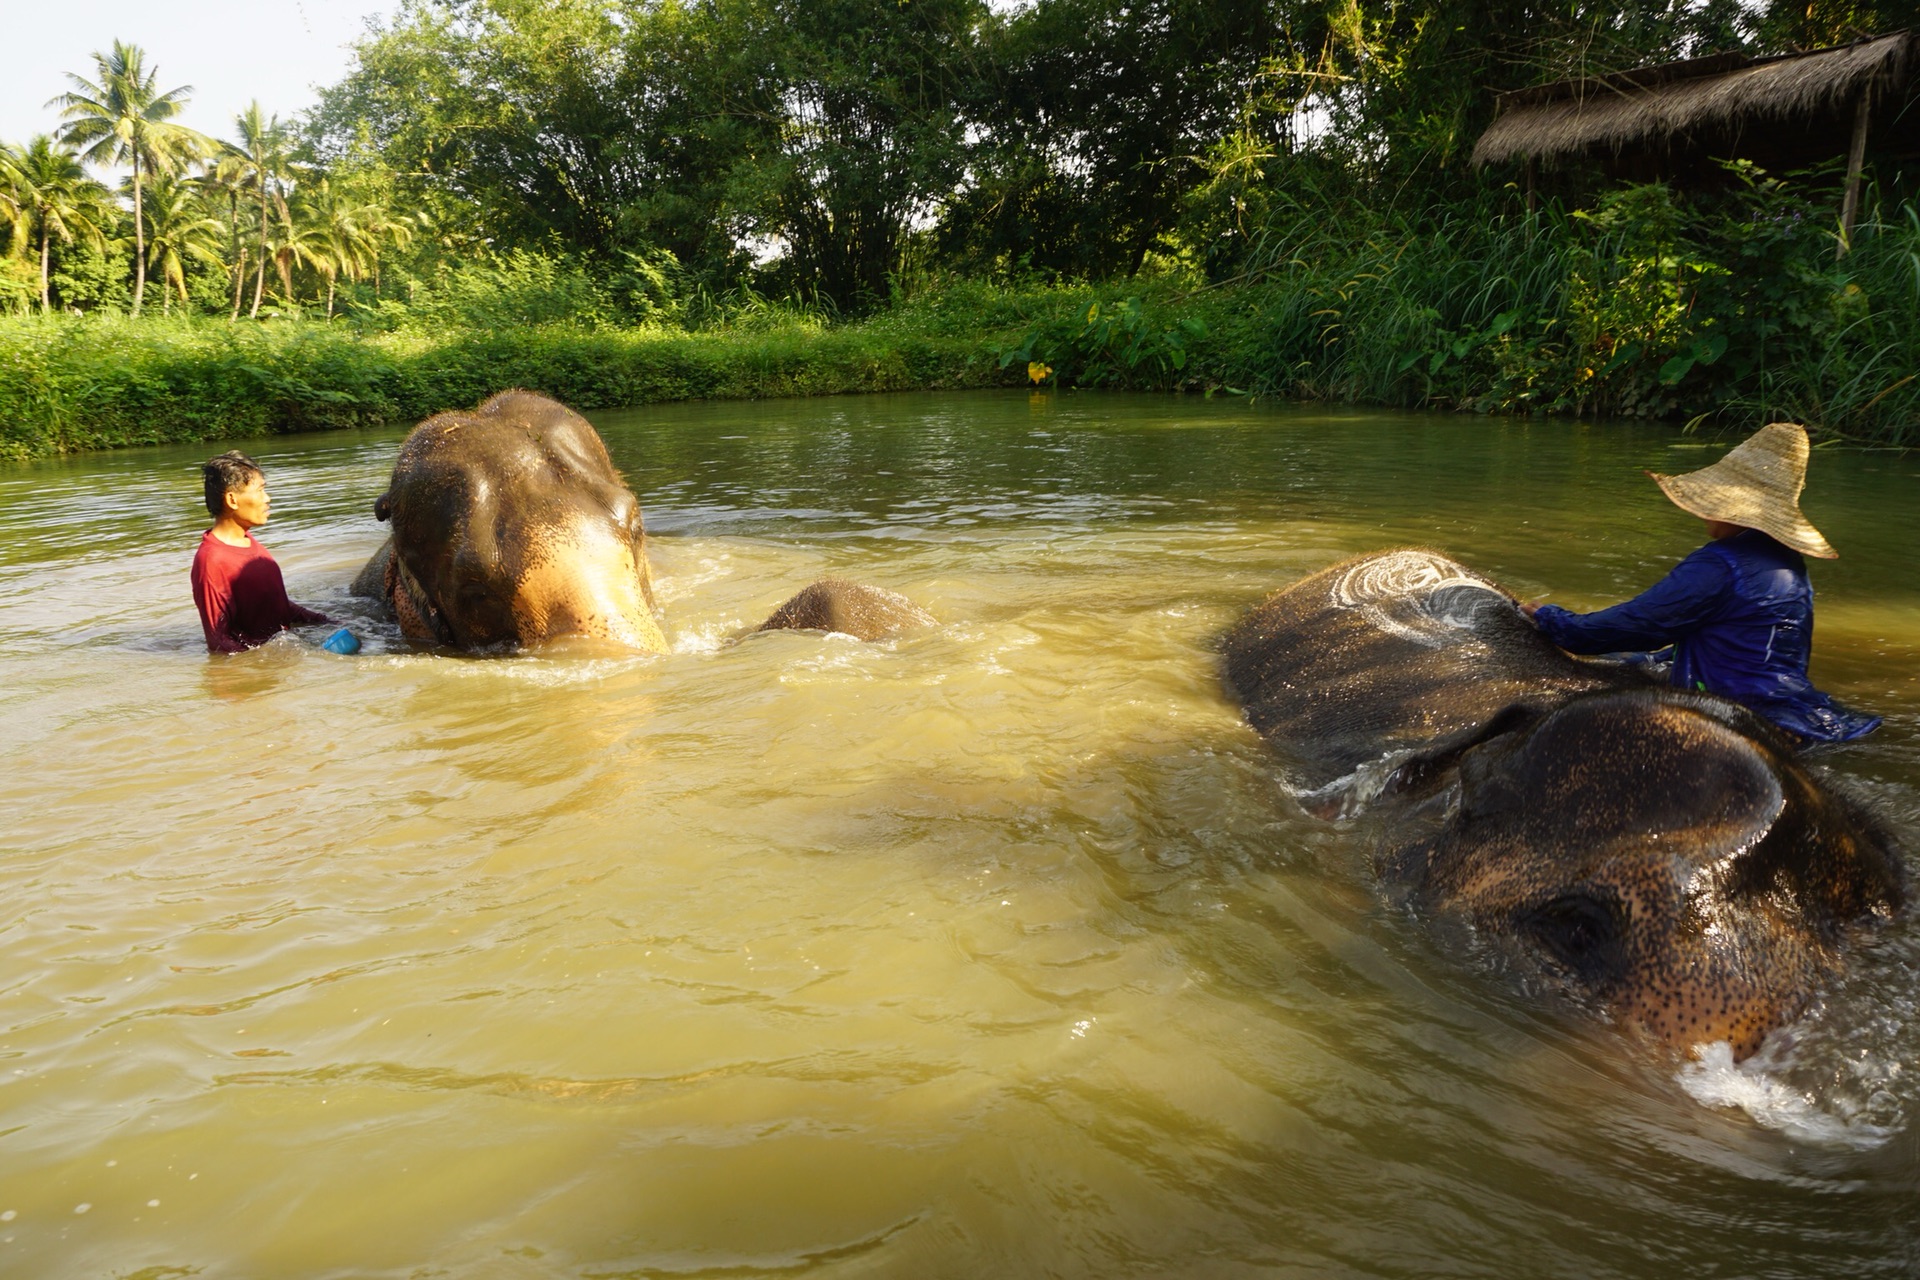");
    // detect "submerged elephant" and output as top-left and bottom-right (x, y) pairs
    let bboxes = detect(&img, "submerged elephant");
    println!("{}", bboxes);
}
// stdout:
(755, 578), (936, 641)
(352, 390), (668, 651)
(1222, 549), (1904, 1059)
